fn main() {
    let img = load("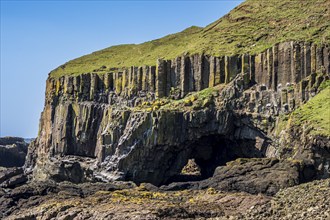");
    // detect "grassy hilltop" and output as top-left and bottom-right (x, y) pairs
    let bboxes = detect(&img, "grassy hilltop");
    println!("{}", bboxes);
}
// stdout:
(51, 0), (330, 77)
